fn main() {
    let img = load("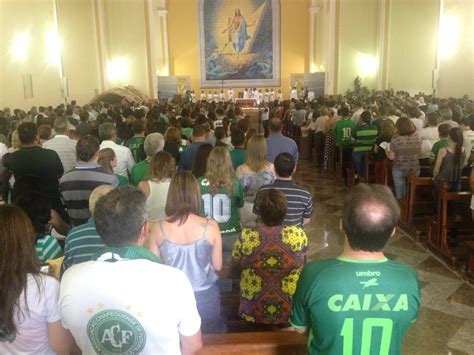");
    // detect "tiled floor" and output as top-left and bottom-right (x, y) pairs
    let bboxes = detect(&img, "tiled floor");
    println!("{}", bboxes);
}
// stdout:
(293, 161), (474, 355)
